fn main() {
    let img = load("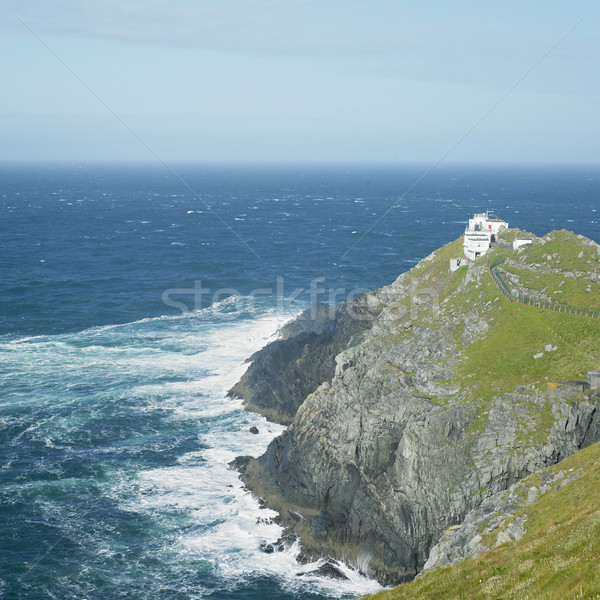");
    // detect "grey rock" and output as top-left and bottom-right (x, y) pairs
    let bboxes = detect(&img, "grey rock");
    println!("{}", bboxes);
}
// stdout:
(422, 465), (584, 573)
(495, 516), (527, 545)
(260, 539), (286, 554)
(228, 300), (380, 424)
(526, 486), (539, 504)
(298, 561), (349, 580)
(554, 471), (582, 490)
